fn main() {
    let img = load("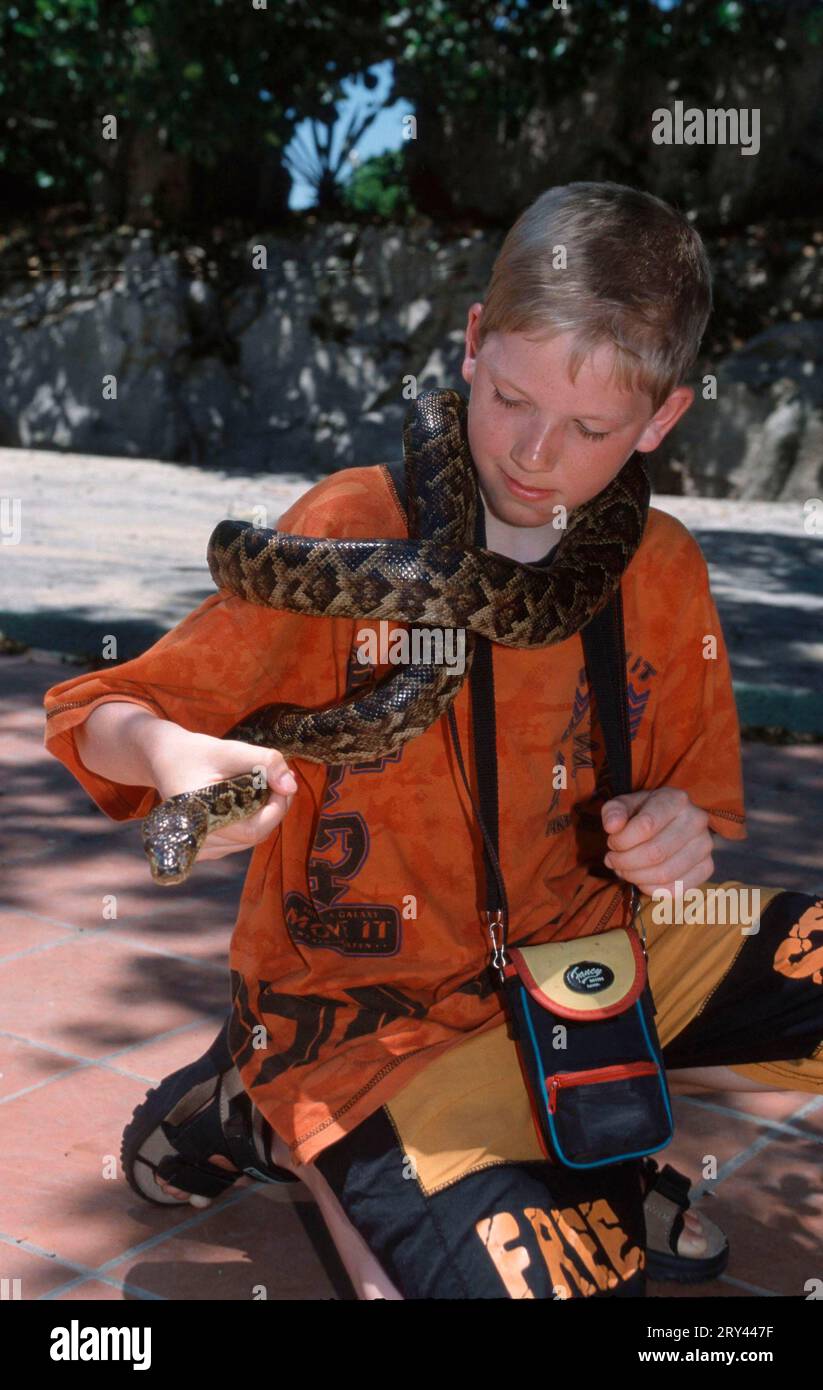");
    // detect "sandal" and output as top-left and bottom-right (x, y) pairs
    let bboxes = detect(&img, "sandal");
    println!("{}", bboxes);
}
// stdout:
(121, 1015), (301, 1206)
(642, 1157), (729, 1284)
